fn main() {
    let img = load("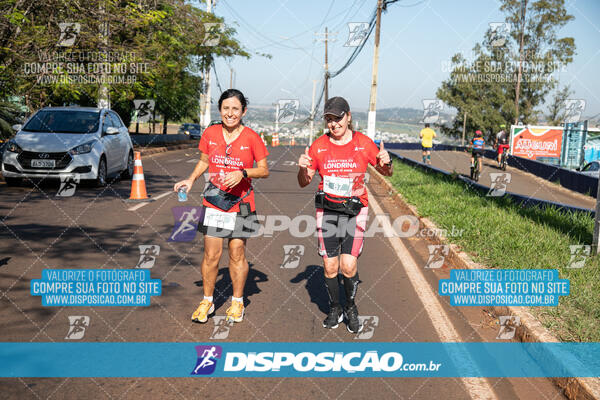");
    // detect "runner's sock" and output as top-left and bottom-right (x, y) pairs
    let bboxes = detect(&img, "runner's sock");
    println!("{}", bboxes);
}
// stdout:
(204, 296), (213, 303)
(325, 276), (341, 307)
(422, 156), (426, 163)
(231, 296), (243, 303)
(343, 273), (360, 307)
(427, 154), (431, 162)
